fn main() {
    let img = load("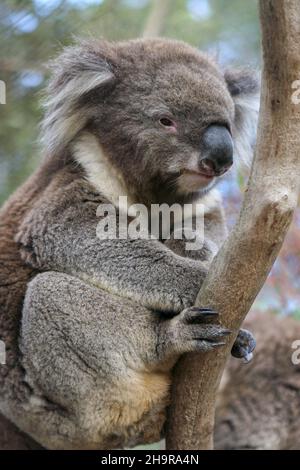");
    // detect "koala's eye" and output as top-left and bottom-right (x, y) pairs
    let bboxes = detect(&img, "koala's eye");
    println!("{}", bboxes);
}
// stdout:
(159, 117), (176, 129)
